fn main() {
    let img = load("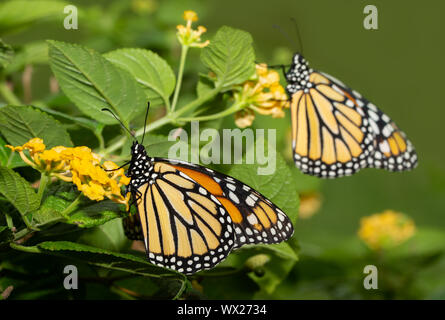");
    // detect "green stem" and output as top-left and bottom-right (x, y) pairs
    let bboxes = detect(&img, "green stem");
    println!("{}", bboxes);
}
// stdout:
(60, 193), (82, 218)
(13, 227), (34, 241)
(134, 114), (173, 138)
(37, 173), (50, 202)
(171, 45), (189, 112)
(177, 101), (245, 122)
(0, 81), (21, 105)
(10, 242), (42, 253)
